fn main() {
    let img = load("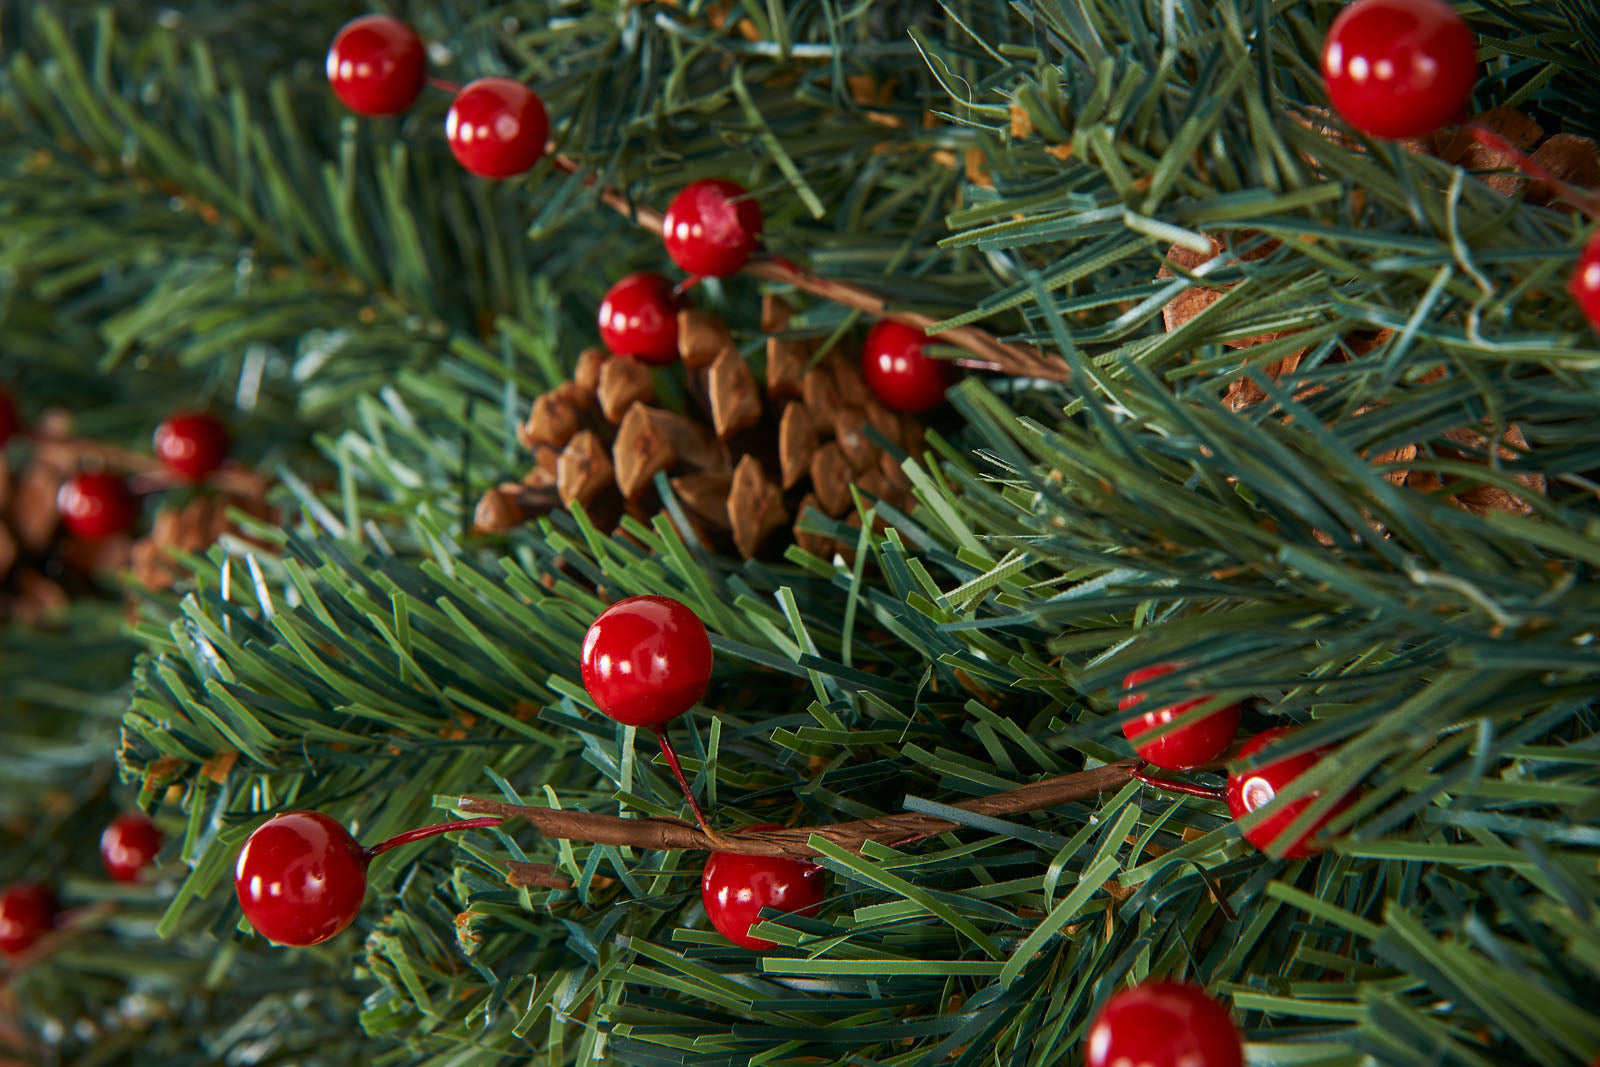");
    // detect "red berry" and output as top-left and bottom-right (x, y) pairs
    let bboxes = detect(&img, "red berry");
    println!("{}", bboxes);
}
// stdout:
(662, 179), (764, 278)
(862, 320), (952, 414)
(1120, 664), (1241, 771)
(0, 883), (59, 957)
(234, 811), (369, 946)
(0, 388), (18, 445)
(580, 595), (713, 729)
(101, 812), (164, 884)
(326, 15), (427, 117)
(1086, 980), (1243, 1067)
(57, 472), (136, 540)
(1571, 230), (1600, 334)
(445, 78), (549, 180)
(598, 273), (682, 364)
(702, 829), (826, 950)
(154, 412), (230, 482)
(1321, 0), (1478, 140)
(1226, 727), (1355, 858)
